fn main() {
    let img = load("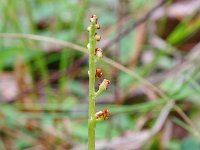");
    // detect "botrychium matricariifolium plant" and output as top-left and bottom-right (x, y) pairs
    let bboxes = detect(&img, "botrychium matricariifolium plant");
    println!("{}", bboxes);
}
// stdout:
(87, 15), (110, 150)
